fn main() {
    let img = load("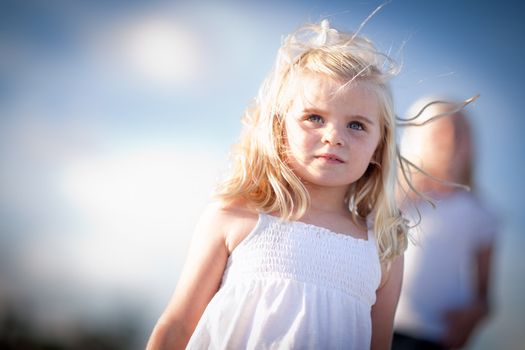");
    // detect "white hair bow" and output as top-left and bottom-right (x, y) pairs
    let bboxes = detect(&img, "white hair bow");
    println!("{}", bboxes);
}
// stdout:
(313, 19), (338, 46)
